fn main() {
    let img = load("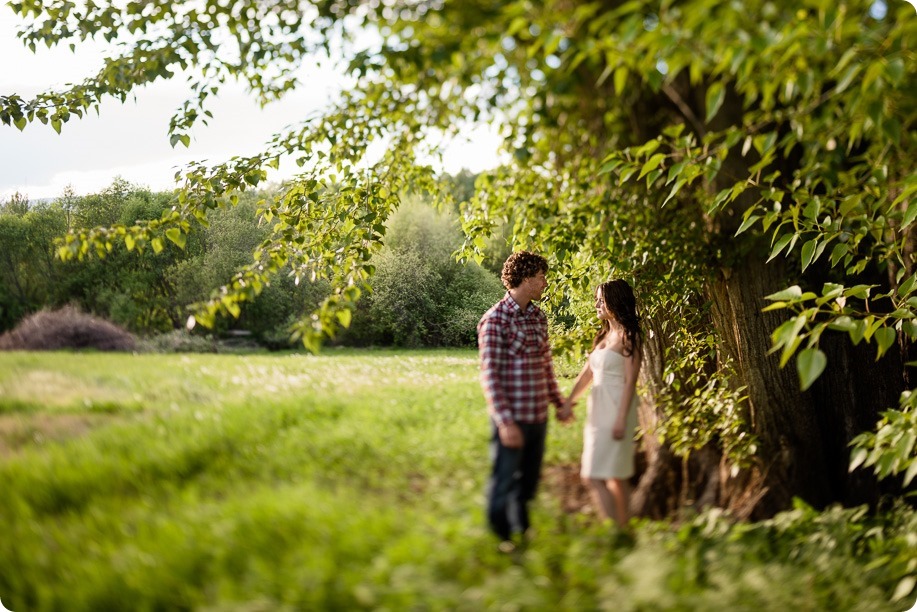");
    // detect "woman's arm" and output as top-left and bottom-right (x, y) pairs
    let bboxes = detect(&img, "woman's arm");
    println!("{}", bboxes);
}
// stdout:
(565, 360), (593, 407)
(613, 343), (643, 439)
